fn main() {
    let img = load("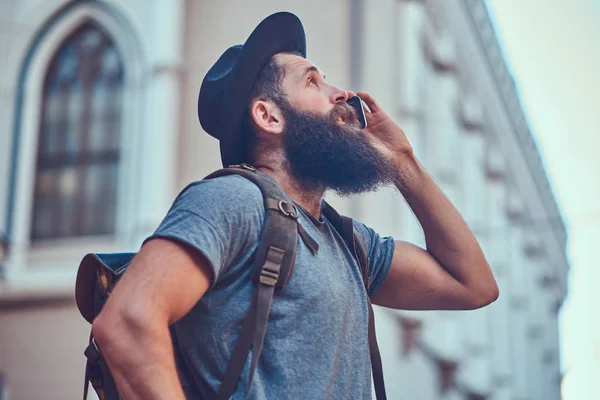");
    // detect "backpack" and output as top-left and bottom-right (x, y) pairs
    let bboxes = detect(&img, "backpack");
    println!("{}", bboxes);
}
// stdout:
(75, 165), (387, 400)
